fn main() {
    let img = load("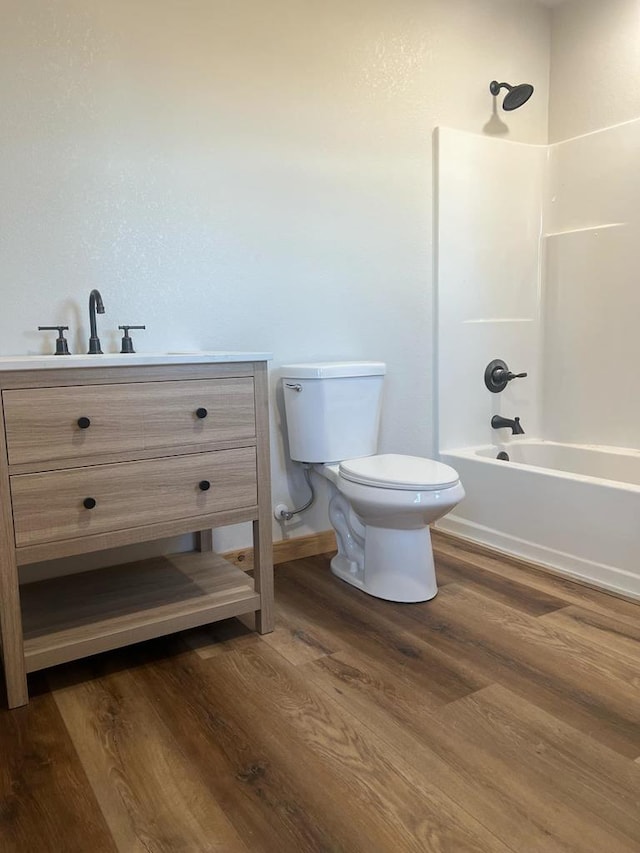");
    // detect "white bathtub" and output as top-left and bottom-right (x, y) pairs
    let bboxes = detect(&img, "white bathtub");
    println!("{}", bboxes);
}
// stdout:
(438, 440), (640, 600)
